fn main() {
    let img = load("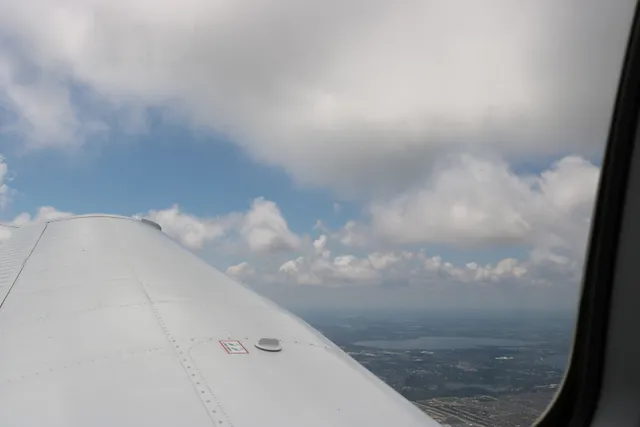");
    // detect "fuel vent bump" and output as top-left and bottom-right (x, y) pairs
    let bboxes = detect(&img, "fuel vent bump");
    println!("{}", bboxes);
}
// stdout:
(255, 338), (282, 352)
(140, 218), (162, 231)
